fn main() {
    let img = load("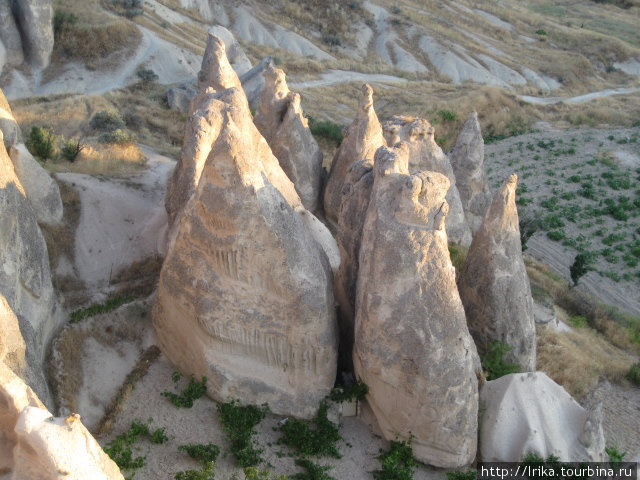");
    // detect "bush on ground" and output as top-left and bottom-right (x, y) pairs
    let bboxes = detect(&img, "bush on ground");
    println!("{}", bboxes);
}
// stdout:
(26, 126), (56, 160)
